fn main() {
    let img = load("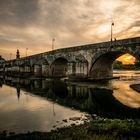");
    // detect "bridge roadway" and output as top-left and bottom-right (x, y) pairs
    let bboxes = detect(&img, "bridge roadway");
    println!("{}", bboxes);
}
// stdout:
(0, 37), (140, 79)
